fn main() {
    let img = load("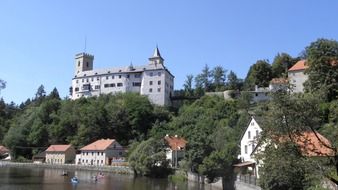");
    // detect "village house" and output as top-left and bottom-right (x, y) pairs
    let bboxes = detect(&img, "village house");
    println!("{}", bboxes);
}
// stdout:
(164, 135), (187, 168)
(0, 145), (11, 160)
(76, 139), (125, 166)
(45, 144), (76, 164)
(288, 60), (308, 93)
(236, 117), (334, 180)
